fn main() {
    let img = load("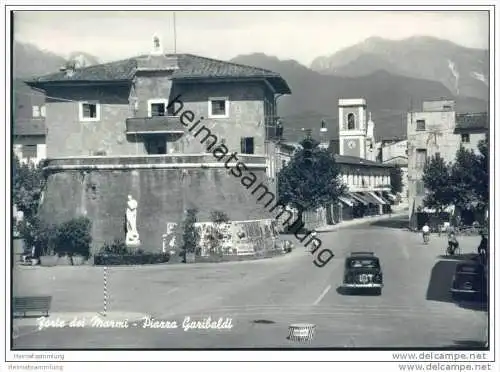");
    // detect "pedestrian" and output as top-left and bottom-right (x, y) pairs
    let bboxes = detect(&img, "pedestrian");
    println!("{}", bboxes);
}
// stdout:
(477, 229), (488, 263)
(309, 231), (320, 252)
(283, 239), (293, 253)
